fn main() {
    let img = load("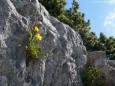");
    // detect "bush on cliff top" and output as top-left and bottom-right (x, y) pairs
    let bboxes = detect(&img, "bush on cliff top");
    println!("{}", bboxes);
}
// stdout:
(81, 66), (107, 86)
